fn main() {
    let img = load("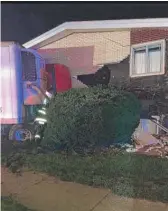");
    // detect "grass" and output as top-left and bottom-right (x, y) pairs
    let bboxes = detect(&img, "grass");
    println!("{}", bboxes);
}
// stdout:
(1, 197), (33, 211)
(2, 139), (168, 203)
(24, 150), (168, 203)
